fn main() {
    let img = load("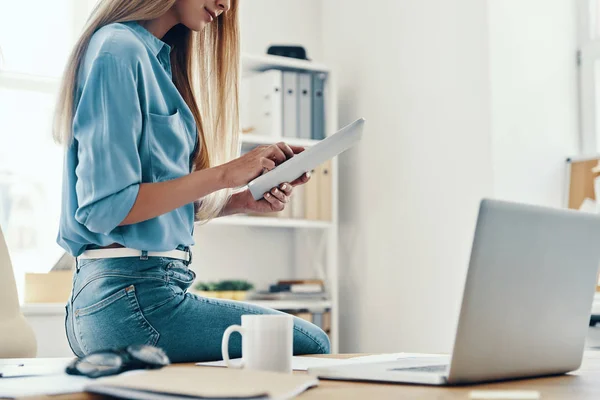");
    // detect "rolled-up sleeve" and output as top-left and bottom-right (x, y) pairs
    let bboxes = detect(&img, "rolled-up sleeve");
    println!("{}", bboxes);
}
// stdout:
(73, 53), (142, 235)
